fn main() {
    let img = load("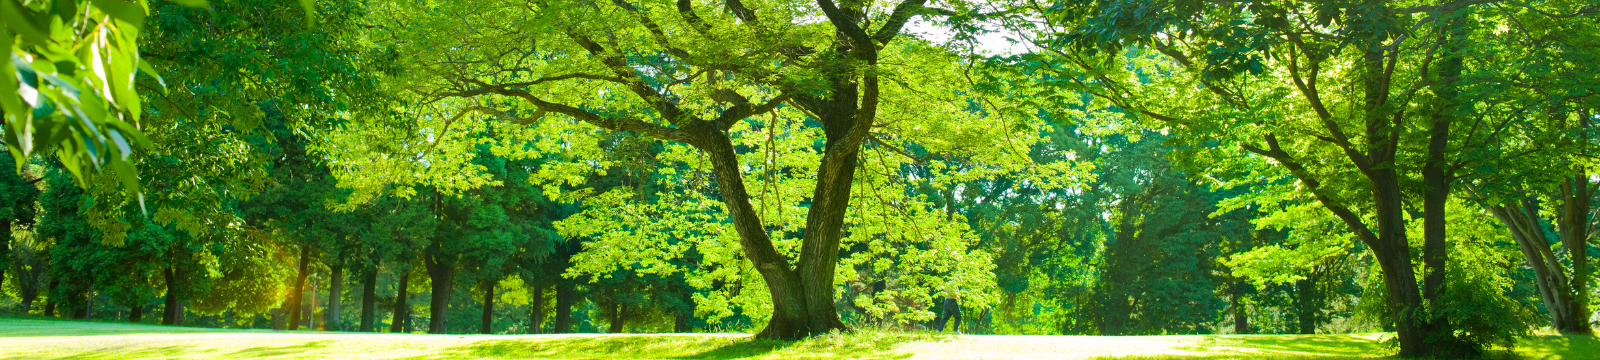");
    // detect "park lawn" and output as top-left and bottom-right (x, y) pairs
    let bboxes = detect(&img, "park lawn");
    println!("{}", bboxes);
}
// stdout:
(0, 318), (1594, 359)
